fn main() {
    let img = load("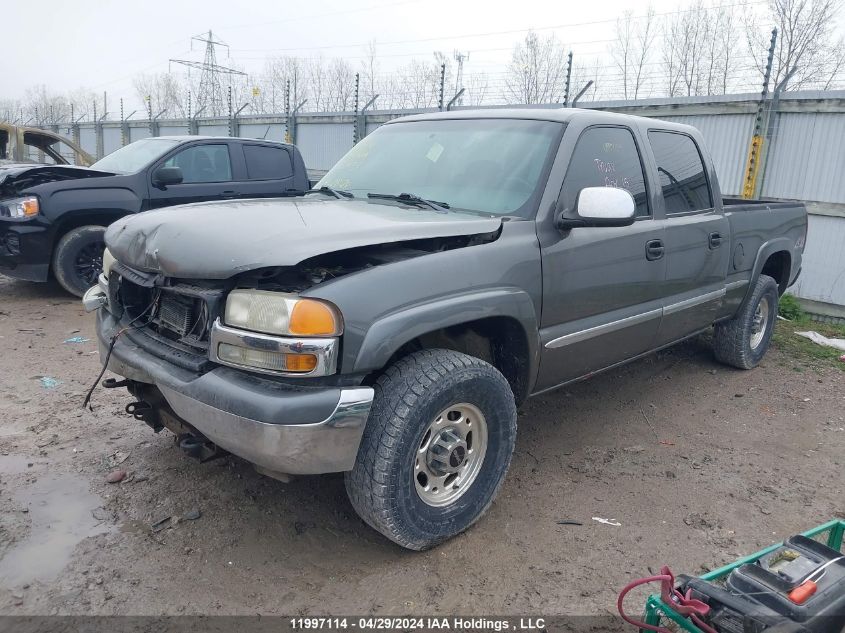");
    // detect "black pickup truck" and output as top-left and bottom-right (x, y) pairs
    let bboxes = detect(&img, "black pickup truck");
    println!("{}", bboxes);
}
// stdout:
(0, 136), (309, 296)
